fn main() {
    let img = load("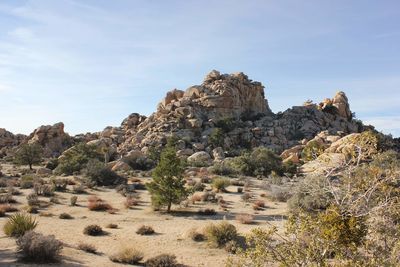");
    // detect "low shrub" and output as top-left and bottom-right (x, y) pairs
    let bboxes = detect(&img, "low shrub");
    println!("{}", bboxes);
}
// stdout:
(210, 162), (236, 176)
(33, 183), (54, 196)
(8, 186), (21, 195)
(78, 242), (97, 254)
(87, 196), (112, 211)
(26, 206), (38, 214)
(225, 240), (239, 254)
(0, 193), (16, 204)
(136, 225), (155, 235)
(72, 184), (86, 194)
(204, 221), (238, 248)
(145, 254), (179, 267)
(109, 246), (144, 265)
(59, 213), (73, 219)
(236, 213), (254, 224)
(212, 177), (230, 192)
(3, 213), (38, 237)
(70, 196), (78, 206)
(16, 231), (62, 263)
(201, 191), (216, 202)
(267, 186), (292, 202)
(124, 196), (139, 209)
(106, 223), (118, 229)
(191, 193), (202, 203)
(83, 224), (104, 236)
(0, 204), (19, 213)
(253, 200), (266, 210)
(241, 192), (253, 202)
(187, 228), (205, 242)
(26, 193), (39, 206)
(198, 208), (217, 216)
(51, 178), (68, 192)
